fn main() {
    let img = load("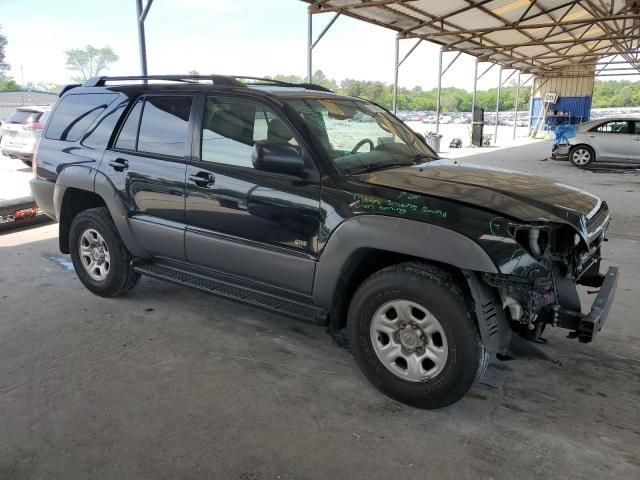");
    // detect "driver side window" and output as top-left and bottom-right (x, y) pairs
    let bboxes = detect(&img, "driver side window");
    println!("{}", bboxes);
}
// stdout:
(201, 97), (298, 168)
